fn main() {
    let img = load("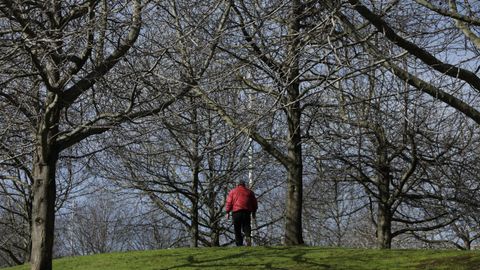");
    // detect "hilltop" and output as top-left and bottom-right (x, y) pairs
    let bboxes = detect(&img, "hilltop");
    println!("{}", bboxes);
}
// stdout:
(4, 246), (480, 270)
